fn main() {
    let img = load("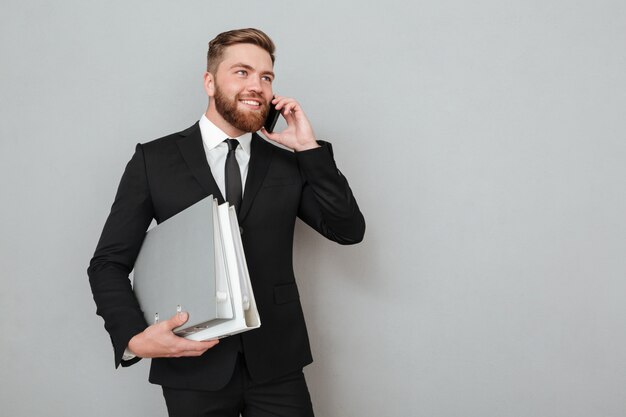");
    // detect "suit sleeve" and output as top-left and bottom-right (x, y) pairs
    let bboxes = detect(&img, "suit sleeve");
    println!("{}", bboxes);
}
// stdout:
(87, 144), (154, 368)
(295, 141), (365, 244)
